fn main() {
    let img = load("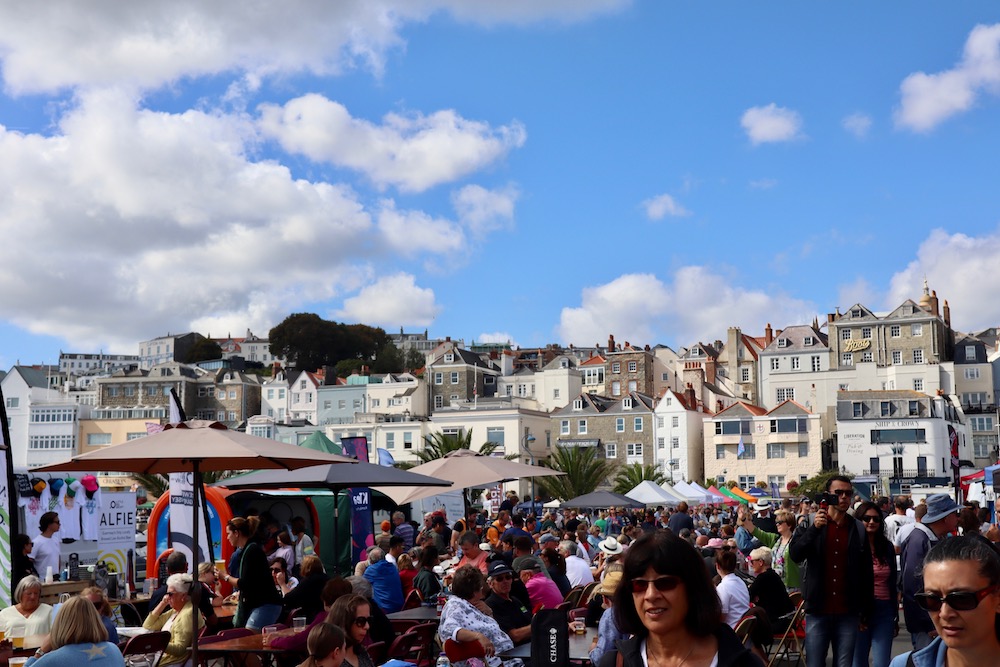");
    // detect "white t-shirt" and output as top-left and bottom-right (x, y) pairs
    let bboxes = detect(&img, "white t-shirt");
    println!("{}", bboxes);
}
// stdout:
(58, 480), (84, 540)
(717, 573), (750, 629)
(18, 491), (50, 539)
(883, 513), (913, 545)
(294, 533), (314, 563)
(31, 533), (61, 579)
(564, 555), (595, 587)
(81, 488), (102, 540)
